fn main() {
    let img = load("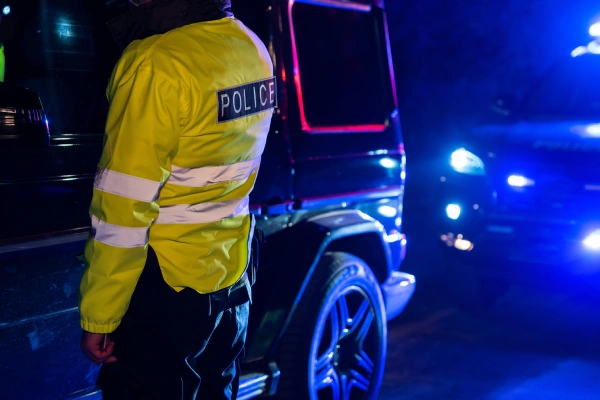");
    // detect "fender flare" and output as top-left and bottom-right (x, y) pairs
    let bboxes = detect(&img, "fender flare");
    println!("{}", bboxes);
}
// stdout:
(244, 209), (393, 362)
